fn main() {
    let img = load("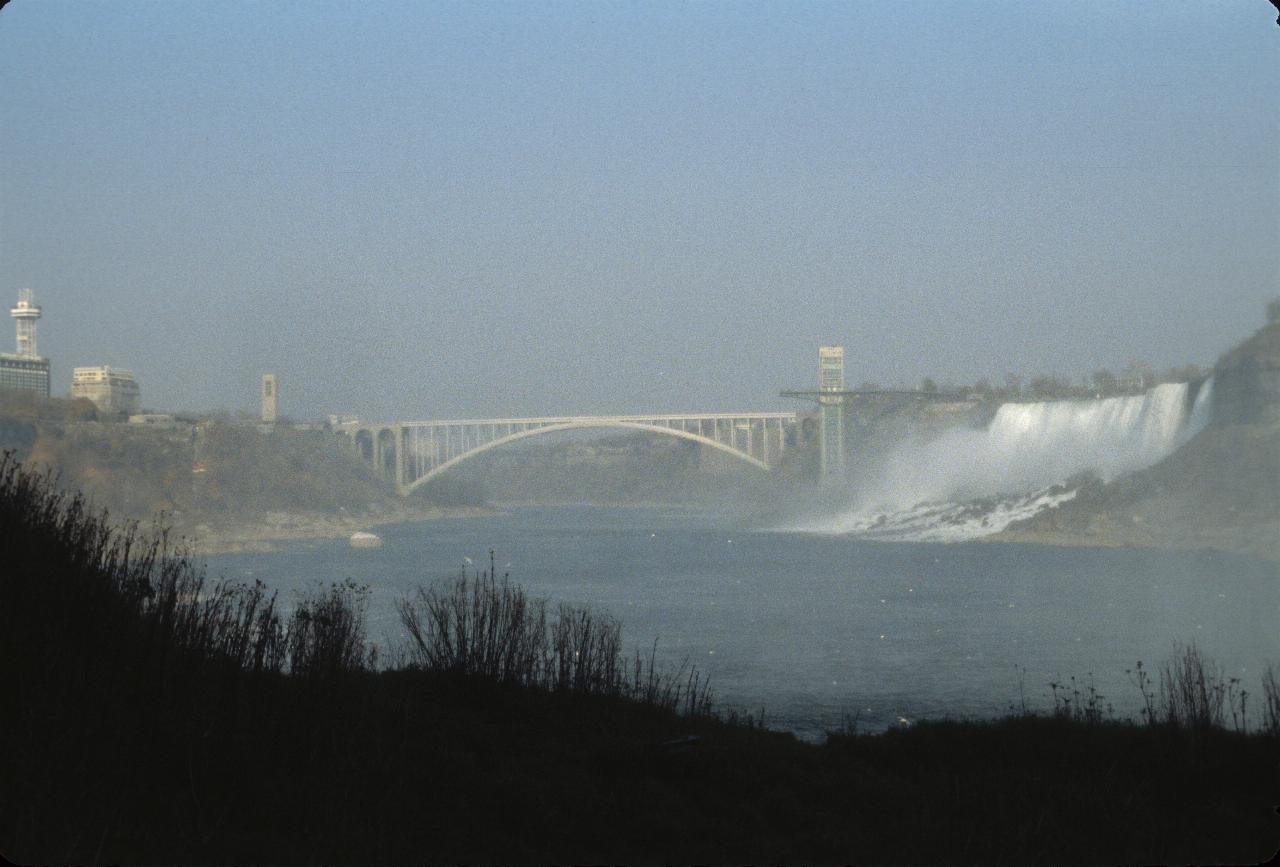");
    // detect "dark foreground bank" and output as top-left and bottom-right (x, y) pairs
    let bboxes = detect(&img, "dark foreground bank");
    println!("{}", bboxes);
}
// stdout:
(1, 453), (1277, 864)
